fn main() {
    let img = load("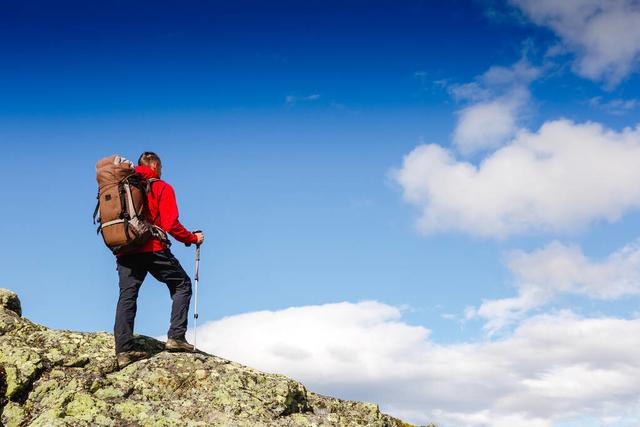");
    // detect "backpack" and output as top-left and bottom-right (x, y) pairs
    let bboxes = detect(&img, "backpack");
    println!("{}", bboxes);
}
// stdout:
(93, 155), (168, 254)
